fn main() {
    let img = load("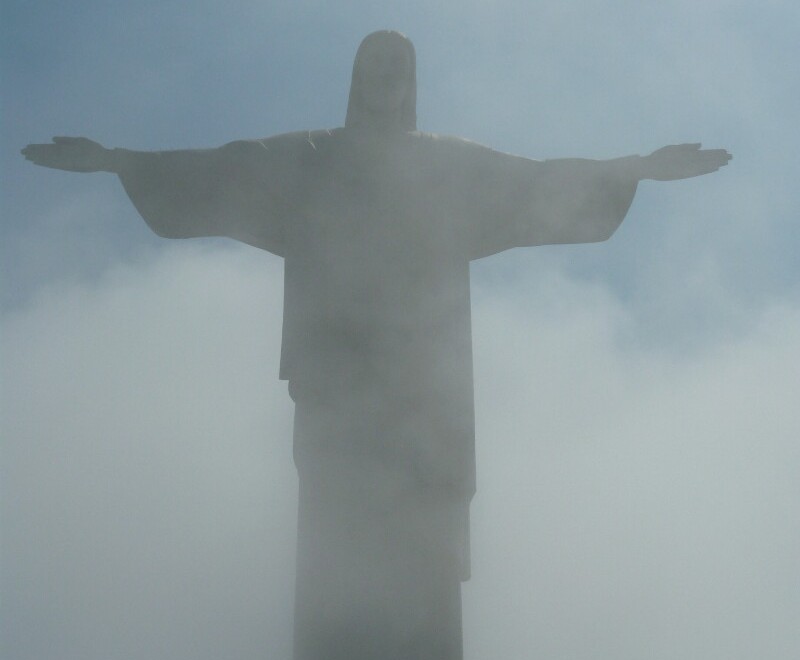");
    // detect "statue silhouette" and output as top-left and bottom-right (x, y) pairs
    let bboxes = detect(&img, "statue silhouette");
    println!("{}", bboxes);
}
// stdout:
(23, 30), (730, 660)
